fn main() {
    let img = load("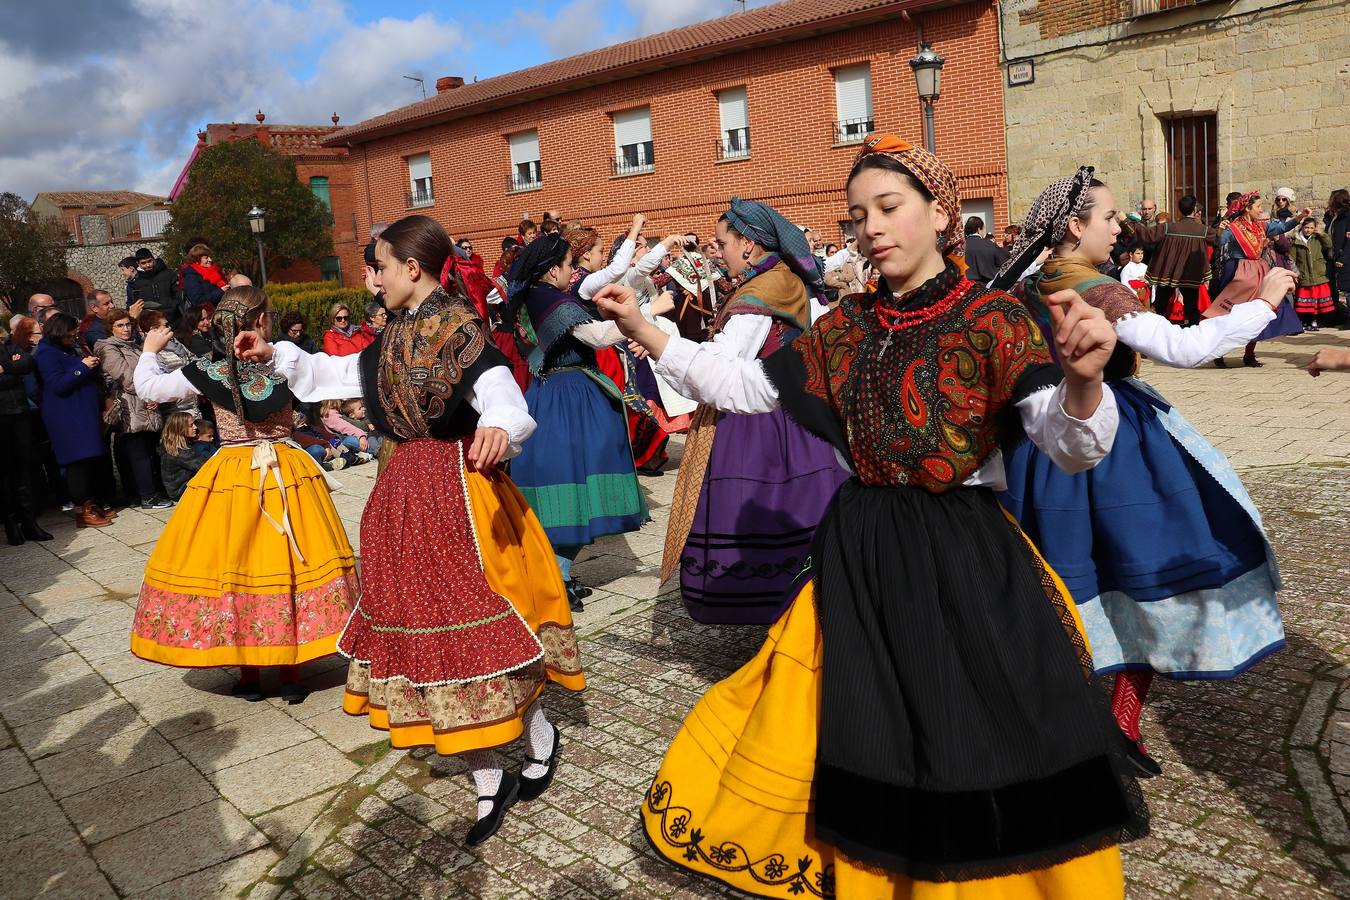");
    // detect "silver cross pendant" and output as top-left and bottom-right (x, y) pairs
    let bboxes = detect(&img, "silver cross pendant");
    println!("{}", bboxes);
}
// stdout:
(878, 331), (894, 360)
